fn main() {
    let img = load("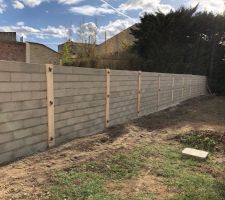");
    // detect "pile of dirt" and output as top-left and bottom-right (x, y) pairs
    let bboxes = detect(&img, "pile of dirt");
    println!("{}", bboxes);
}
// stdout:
(174, 130), (225, 152)
(197, 164), (225, 181)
